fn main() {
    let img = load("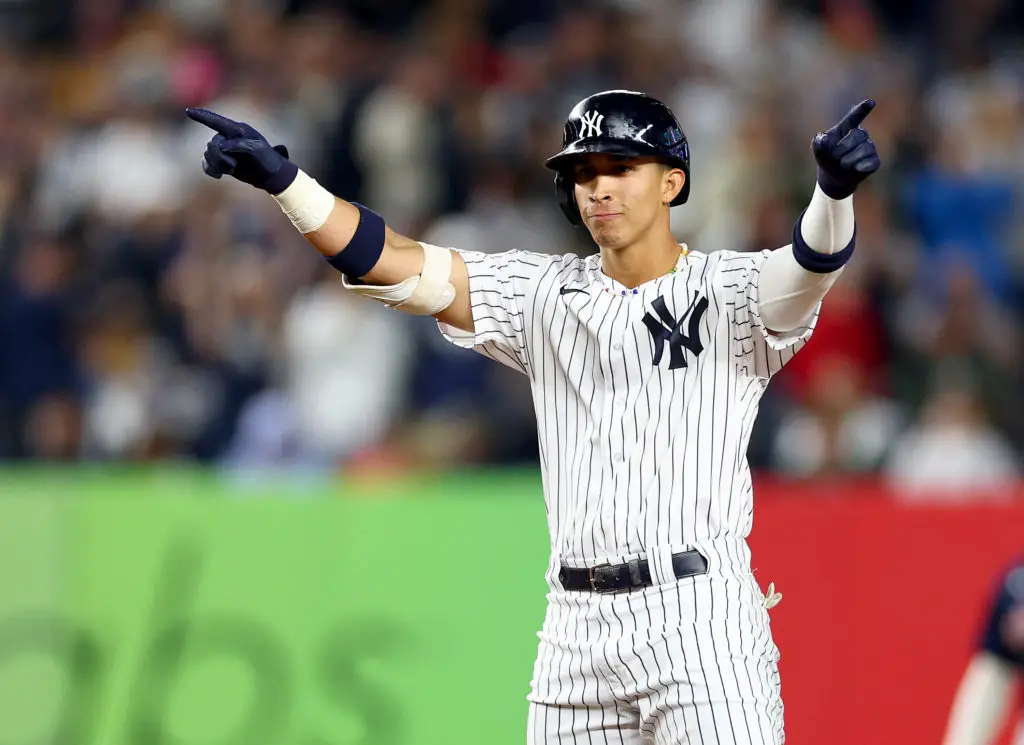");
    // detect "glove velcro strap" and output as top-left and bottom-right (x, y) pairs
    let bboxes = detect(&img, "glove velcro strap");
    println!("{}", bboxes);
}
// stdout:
(816, 166), (855, 200)
(261, 154), (298, 195)
(792, 208), (856, 274)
